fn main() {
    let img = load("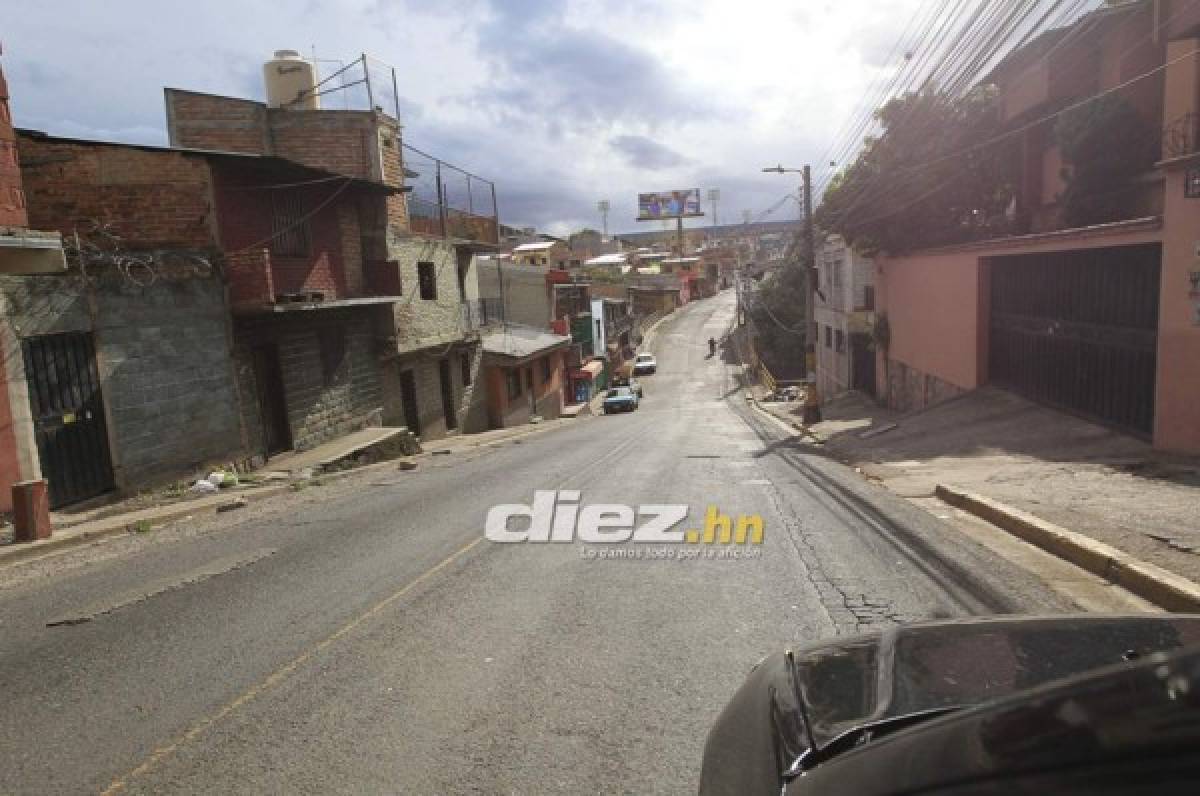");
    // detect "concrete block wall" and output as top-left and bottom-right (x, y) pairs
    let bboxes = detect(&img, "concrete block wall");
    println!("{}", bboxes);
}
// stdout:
(475, 260), (551, 328)
(0, 271), (245, 496)
(234, 309), (383, 453)
(94, 275), (243, 486)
